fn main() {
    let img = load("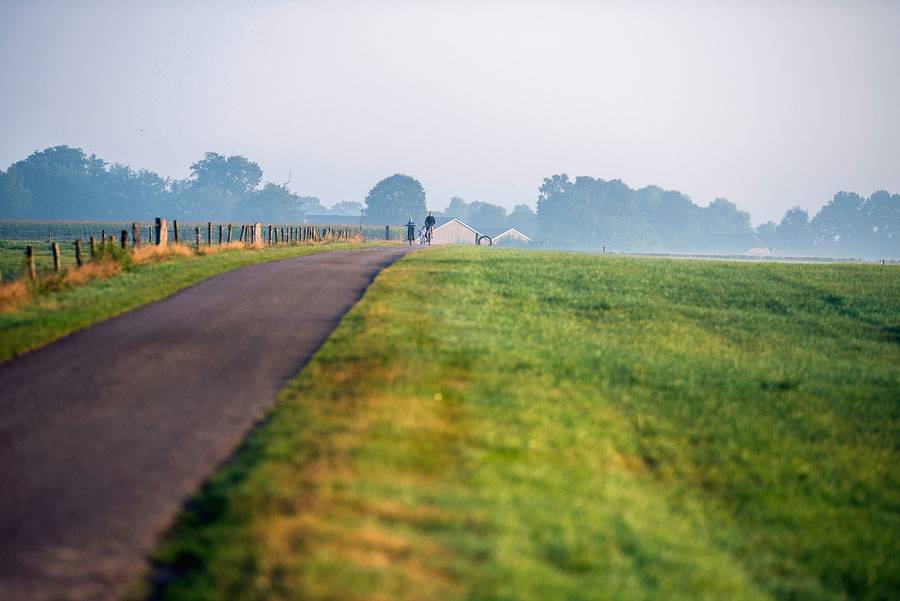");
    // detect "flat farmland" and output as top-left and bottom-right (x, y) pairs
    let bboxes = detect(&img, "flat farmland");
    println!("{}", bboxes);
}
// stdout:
(147, 247), (900, 601)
